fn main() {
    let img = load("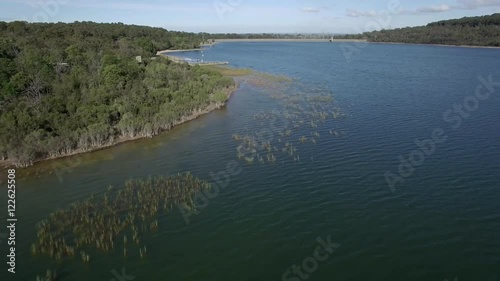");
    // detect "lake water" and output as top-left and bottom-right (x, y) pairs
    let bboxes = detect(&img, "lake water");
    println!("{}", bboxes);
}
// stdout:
(1, 42), (500, 281)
